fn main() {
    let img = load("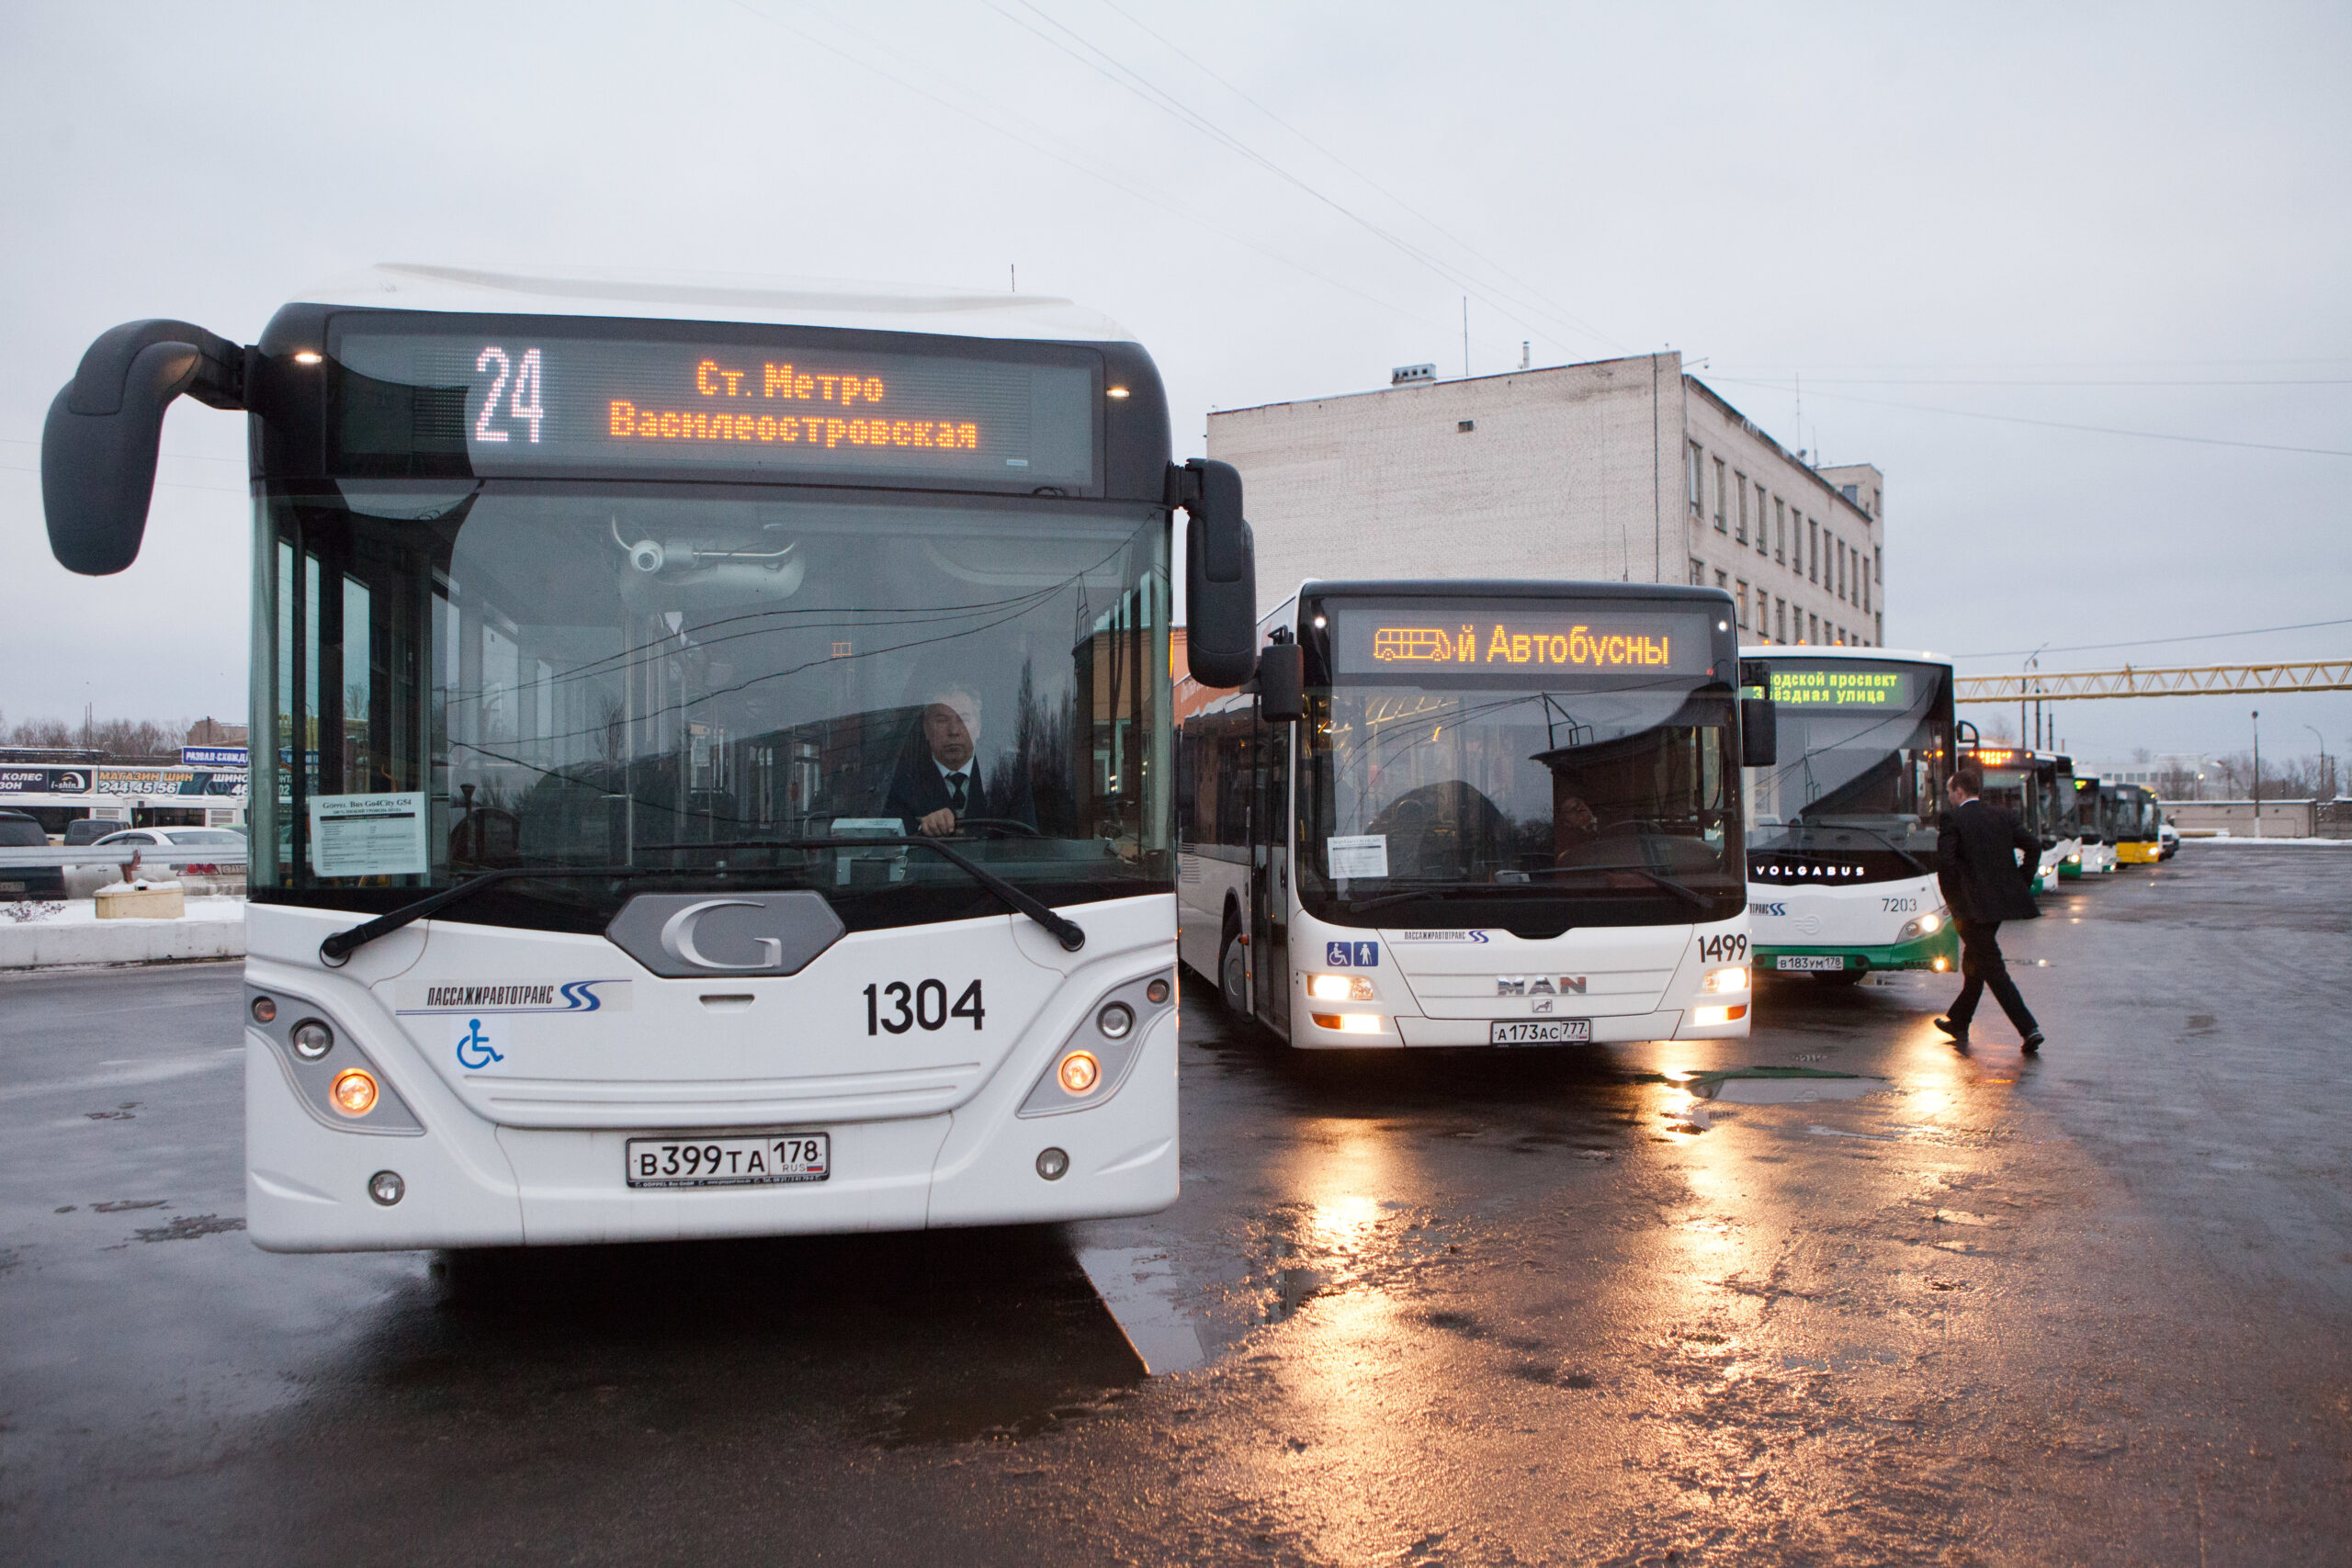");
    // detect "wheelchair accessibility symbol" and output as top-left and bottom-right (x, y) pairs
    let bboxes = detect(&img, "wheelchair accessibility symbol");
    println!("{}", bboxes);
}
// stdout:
(455, 1018), (504, 1070)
